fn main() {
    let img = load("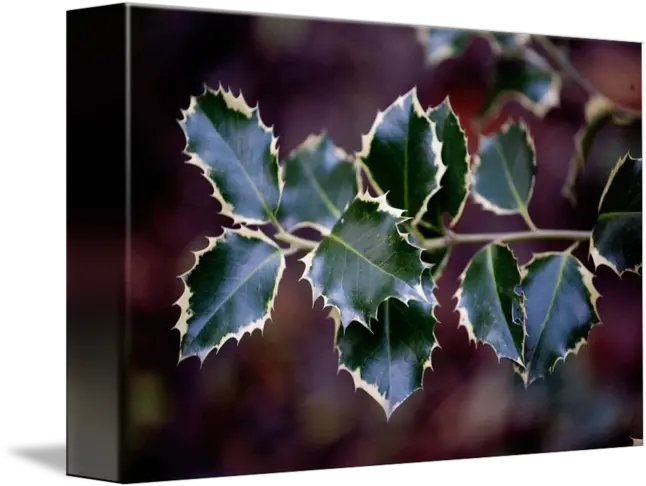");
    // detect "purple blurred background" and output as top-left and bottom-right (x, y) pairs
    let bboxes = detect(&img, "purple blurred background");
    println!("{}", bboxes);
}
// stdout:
(71, 5), (643, 482)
